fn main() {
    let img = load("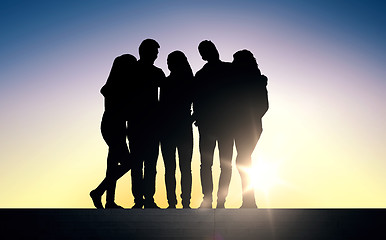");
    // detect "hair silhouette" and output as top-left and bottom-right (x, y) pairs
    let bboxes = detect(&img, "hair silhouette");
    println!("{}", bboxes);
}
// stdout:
(198, 40), (220, 62)
(139, 39), (160, 65)
(167, 50), (193, 77)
